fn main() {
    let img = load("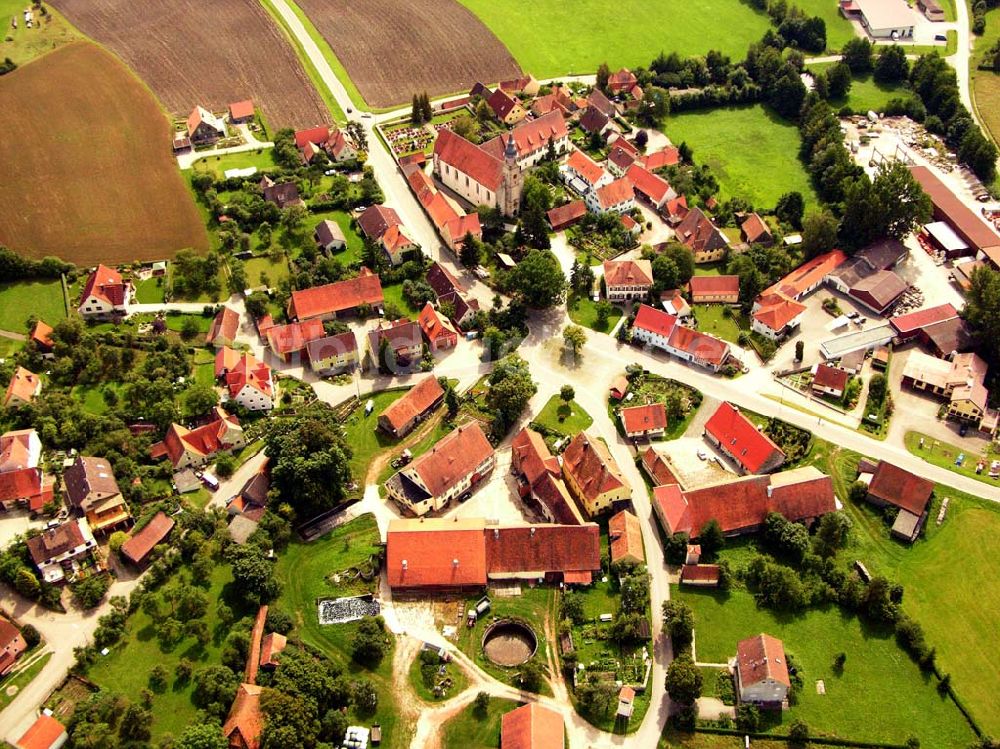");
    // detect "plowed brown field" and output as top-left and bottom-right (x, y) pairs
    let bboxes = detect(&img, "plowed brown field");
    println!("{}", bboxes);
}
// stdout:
(295, 0), (522, 108)
(0, 42), (209, 263)
(51, 0), (328, 128)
